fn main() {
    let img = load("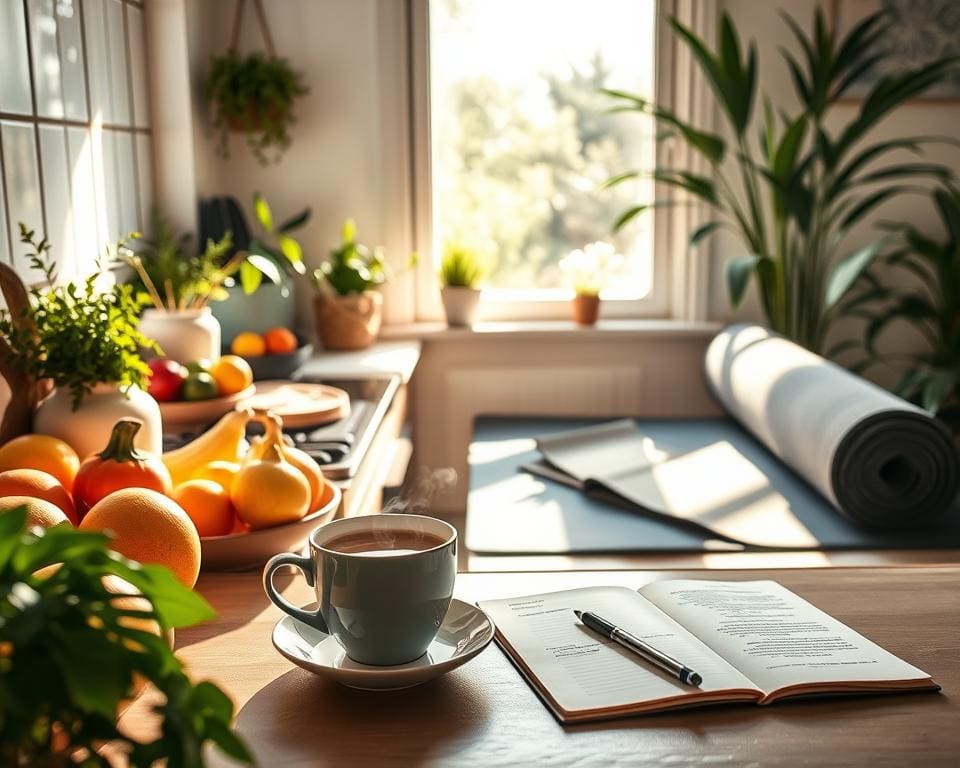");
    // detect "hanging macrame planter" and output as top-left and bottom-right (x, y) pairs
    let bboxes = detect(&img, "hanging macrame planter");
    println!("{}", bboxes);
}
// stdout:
(204, 0), (308, 165)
